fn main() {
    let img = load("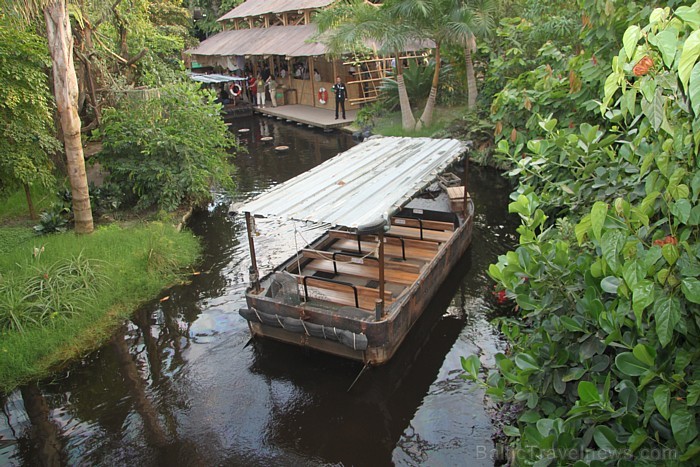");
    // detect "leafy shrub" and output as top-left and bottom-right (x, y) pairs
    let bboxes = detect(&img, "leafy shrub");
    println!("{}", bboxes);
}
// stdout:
(380, 61), (452, 110)
(33, 204), (70, 235)
(95, 81), (237, 211)
(465, 6), (700, 465)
